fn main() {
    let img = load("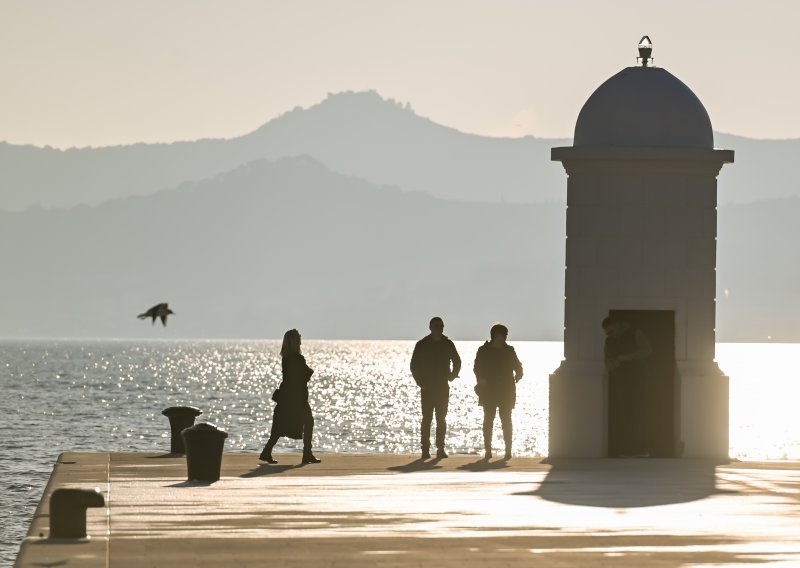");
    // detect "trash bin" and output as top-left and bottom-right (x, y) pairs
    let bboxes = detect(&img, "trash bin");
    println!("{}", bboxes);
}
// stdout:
(50, 487), (105, 539)
(162, 406), (202, 453)
(181, 422), (228, 482)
